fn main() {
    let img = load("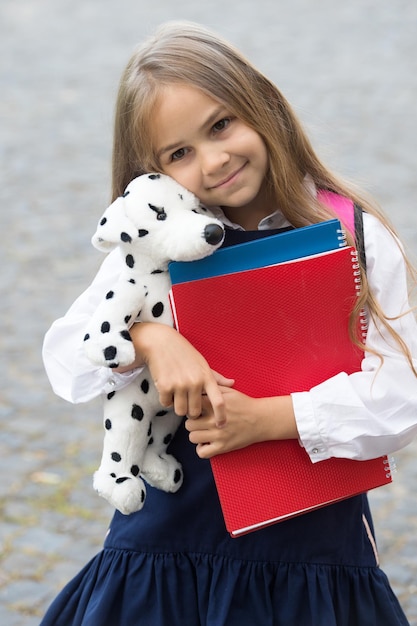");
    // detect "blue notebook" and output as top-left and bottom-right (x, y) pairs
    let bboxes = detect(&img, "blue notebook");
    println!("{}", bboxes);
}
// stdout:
(169, 219), (345, 285)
